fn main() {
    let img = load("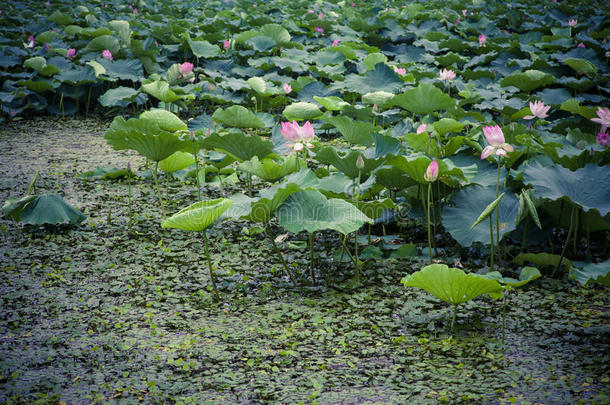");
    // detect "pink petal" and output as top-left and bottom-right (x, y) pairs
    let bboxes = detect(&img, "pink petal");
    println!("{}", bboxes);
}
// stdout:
(481, 145), (494, 159)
